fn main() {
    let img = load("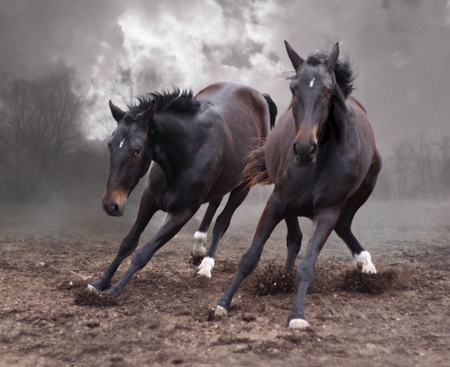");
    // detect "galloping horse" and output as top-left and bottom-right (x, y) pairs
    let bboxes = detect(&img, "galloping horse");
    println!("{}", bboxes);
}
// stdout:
(88, 82), (277, 295)
(215, 42), (382, 329)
